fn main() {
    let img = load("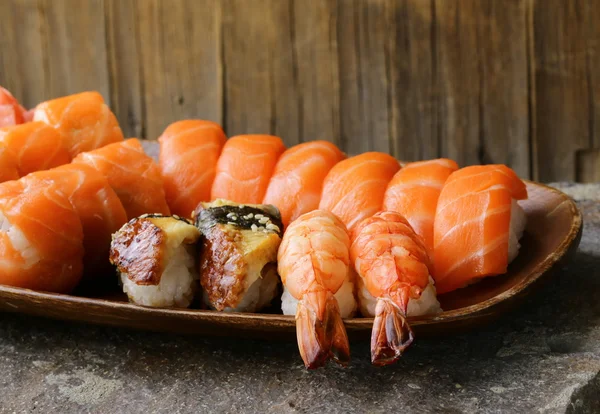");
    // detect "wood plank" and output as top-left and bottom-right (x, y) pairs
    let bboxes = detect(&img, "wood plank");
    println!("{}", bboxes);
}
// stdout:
(435, 0), (530, 176)
(337, 0), (392, 155)
(0, 0), (47, 109)
(136, 0), (221, 140)
(41, 0), (110, 101)
(293, 0), (340, 146)
(387, 0), (438, 161)
(531, 0), (592, 182)
(576, 149), (600, 183)
(105, 0), (143, 138)
(221, 0), (299, 145)
(583, 0), (600, 150)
